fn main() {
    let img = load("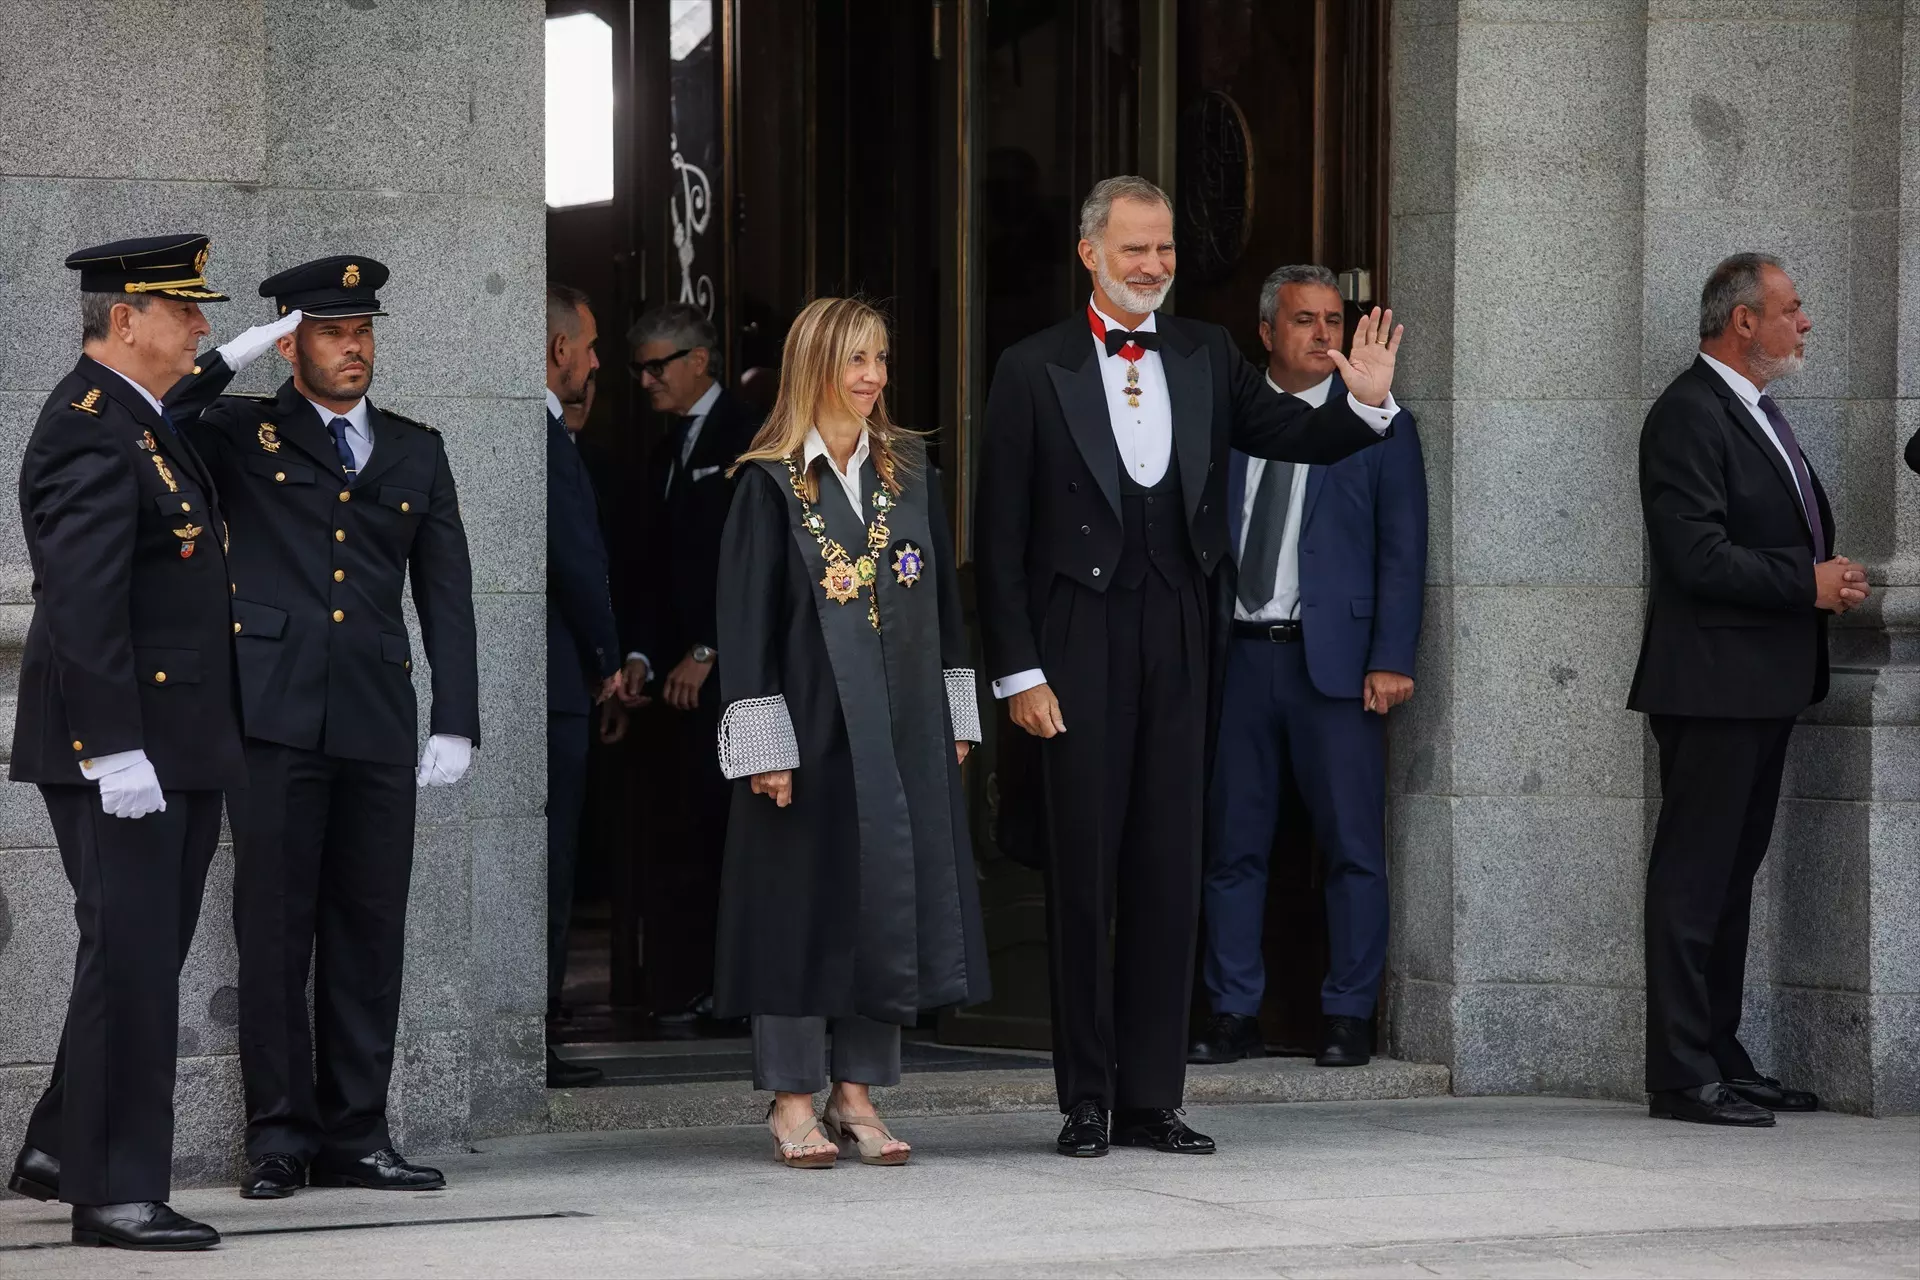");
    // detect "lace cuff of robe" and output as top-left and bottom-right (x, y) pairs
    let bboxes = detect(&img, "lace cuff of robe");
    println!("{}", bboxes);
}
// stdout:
(945, 668), (983, 744)
(717, 695), (801, 779)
